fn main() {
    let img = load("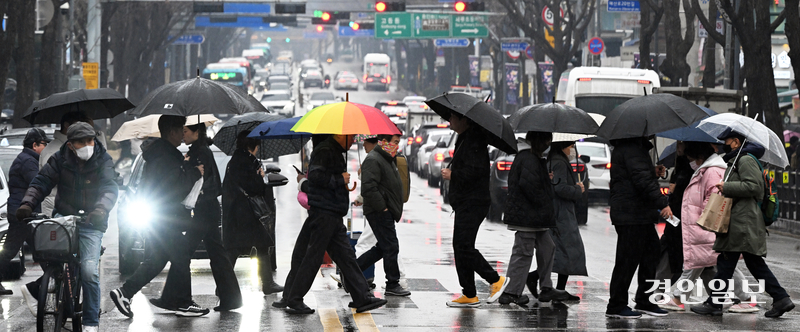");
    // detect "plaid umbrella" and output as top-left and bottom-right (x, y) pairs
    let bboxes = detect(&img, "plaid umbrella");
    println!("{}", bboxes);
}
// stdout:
(247, 116), (312, 159)
(213, 112), (286, 159)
